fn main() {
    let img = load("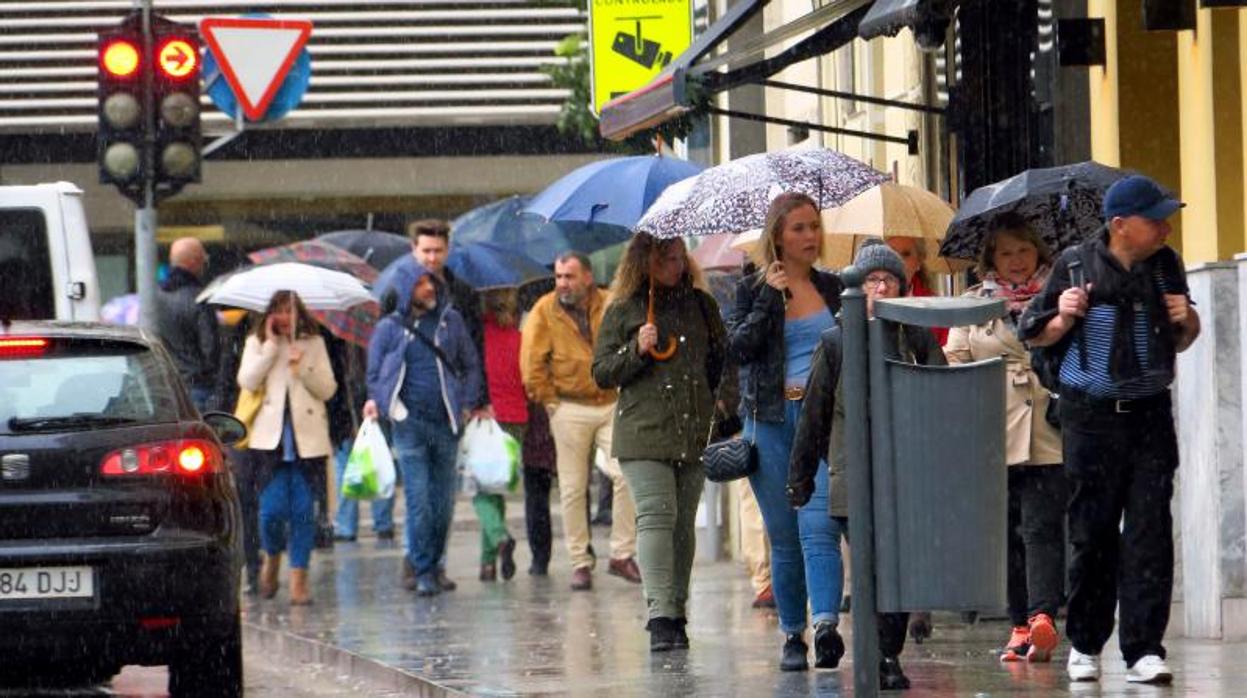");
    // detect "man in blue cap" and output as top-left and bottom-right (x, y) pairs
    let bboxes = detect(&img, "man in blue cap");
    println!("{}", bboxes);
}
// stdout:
(1020, 174), (1200, 686)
